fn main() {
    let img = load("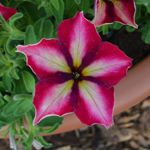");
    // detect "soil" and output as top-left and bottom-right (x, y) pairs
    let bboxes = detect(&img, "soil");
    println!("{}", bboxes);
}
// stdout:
(0, 29), (150, 150)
